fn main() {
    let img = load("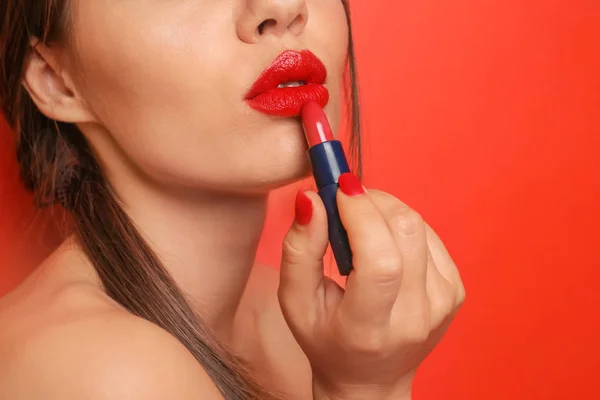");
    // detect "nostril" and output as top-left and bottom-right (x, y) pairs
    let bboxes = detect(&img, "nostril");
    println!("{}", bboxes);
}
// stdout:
(257, 19), (277, 35)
